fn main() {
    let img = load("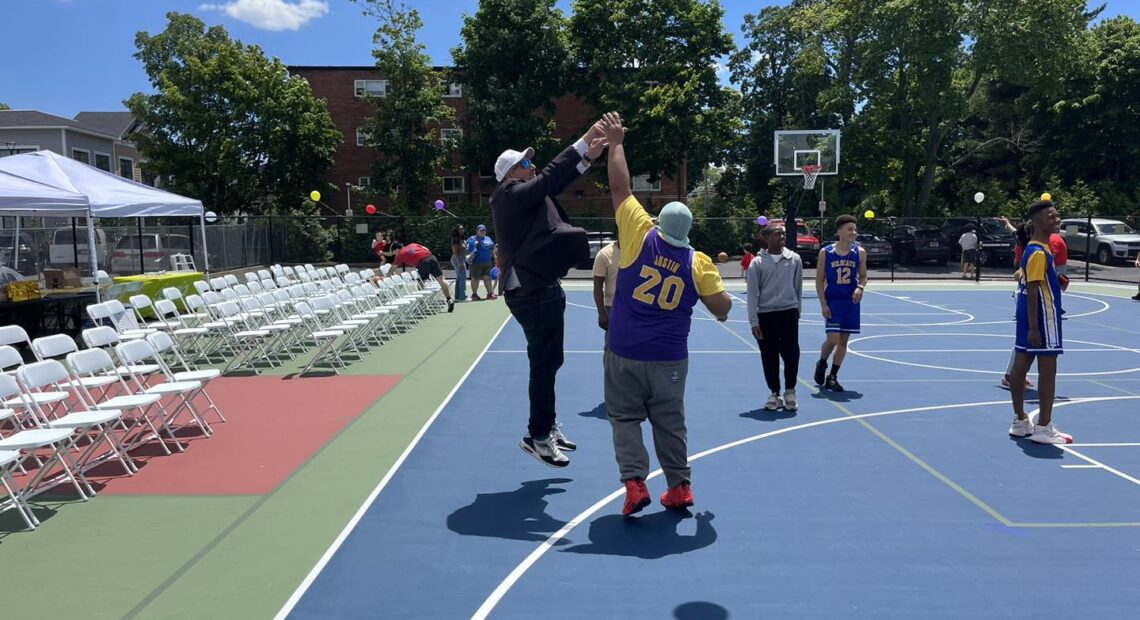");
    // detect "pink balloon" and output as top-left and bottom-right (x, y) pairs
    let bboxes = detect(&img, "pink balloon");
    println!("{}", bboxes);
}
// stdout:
(434, 200), (445, 210)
